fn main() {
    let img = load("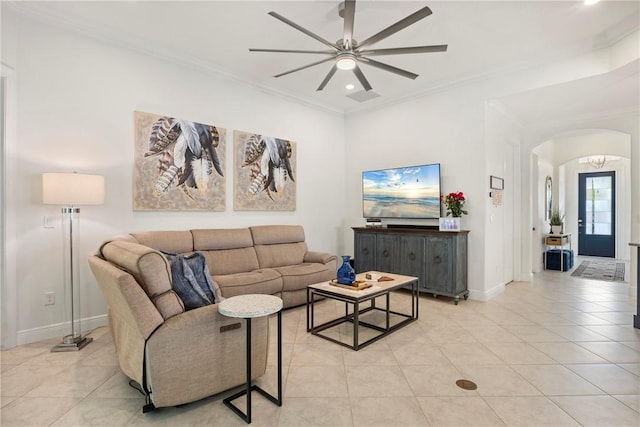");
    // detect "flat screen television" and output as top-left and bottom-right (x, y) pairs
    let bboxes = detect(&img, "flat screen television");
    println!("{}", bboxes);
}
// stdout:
(362, 163), (441, 219)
